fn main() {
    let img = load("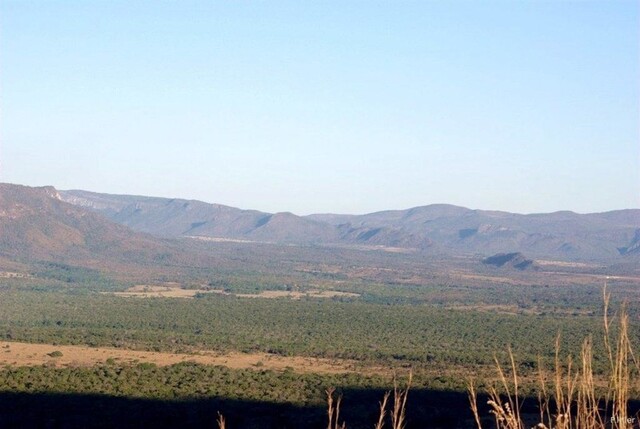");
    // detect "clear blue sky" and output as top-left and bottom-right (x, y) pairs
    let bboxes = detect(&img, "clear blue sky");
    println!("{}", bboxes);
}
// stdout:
(1, 1), (638, 215)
